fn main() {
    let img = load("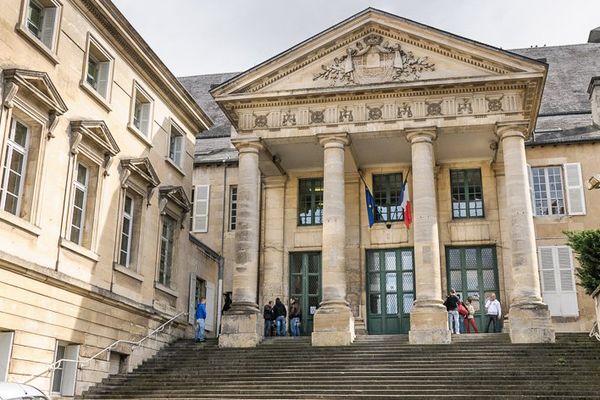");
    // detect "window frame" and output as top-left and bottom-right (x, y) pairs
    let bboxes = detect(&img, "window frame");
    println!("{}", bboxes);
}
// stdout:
(372, 173), (404, 223)
(118, 194), (135, 268)
(127, 81), (154, 144)
(531, 166), (566, 217)
(68, 162), (89, 245)
(537, 245), (579, 317)
(1, 118), (30, 216)
(17, 0), (63, 63)
(297, 177), (324, 226)
(81, 33), (114, 109)
(158, 214), (176, 286)
(191, 184), (210, 233)
(229, 185), (237, 231)
(450, 168), (485, 219)
(168, 121), (184, 168)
